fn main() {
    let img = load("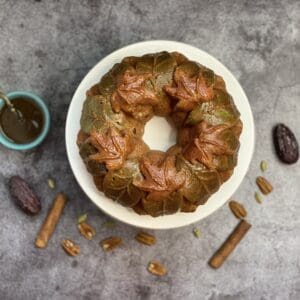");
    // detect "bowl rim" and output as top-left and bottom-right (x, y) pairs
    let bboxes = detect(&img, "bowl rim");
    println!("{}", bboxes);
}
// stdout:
(0, 91), (50, 150)
(65, 40), (255, 229)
